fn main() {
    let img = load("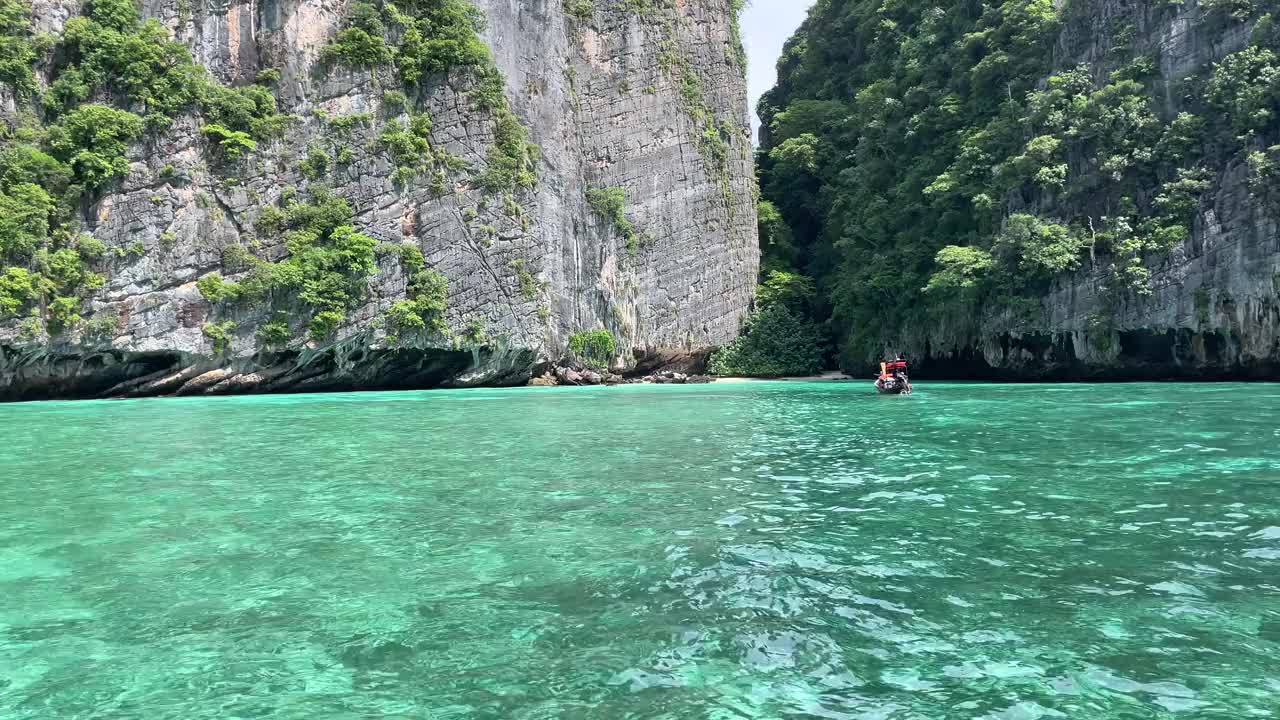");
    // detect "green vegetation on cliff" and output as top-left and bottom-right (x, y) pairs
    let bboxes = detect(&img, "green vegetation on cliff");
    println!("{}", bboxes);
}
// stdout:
(198, 188), (389, 342)
(586, 187), (643, 255)
(199, 189), (448, 347)
(754, 0), (1278, 365)
(323, 0), (537, 195)
(0, 0), (287, 336)
(568, 329), (617, 368)
(0, 0), (528, 347)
